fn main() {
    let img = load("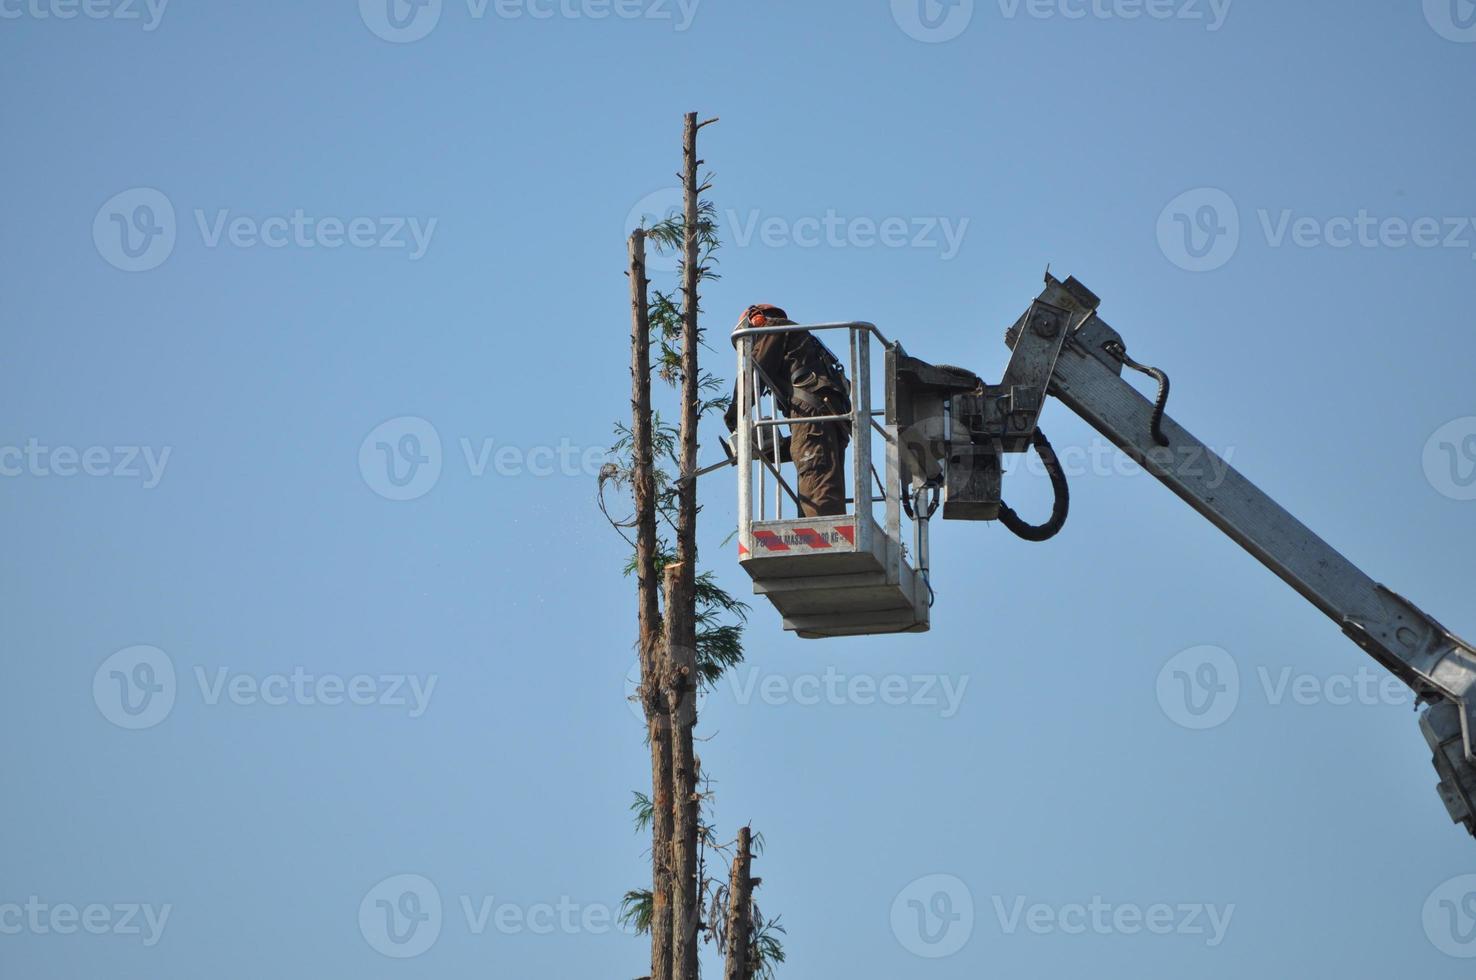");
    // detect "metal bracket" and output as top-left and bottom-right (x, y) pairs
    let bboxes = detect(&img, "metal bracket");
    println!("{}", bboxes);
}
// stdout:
(1422, 701), (1476, 835)
(1341, 586), (1476, 711)
(987, 299), (1075, 452)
